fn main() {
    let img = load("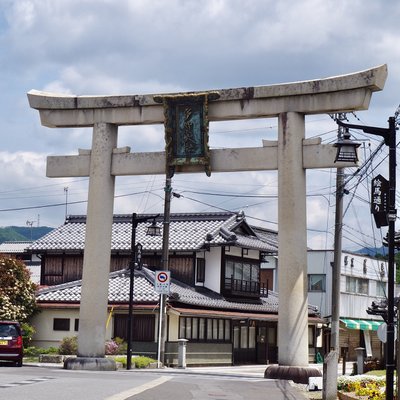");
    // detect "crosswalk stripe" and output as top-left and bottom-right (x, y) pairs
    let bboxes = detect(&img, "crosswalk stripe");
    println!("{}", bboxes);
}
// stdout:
(0, 376), (55, 389)
(105, 376), (172, 400)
